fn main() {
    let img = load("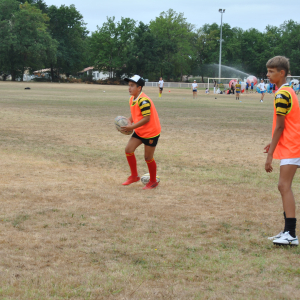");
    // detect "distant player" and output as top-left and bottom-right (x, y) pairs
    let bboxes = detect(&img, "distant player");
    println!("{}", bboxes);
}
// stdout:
(192, 80), (198, 99)
(265, 56), (299, 246)
(121, 75), (161, 190)
(214, 80), (217, 94)
(291, 82), (294, 91)
(246, 81), (249, 93)
(295, 83), (300, 95)
(269, 83), (273, 94)
(235, 80), (241, 100)
(158, 77), (164, 97)
(259, 79), (266, 102)
(250, 81), (254, 93)
(231, 82), (235, 94)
